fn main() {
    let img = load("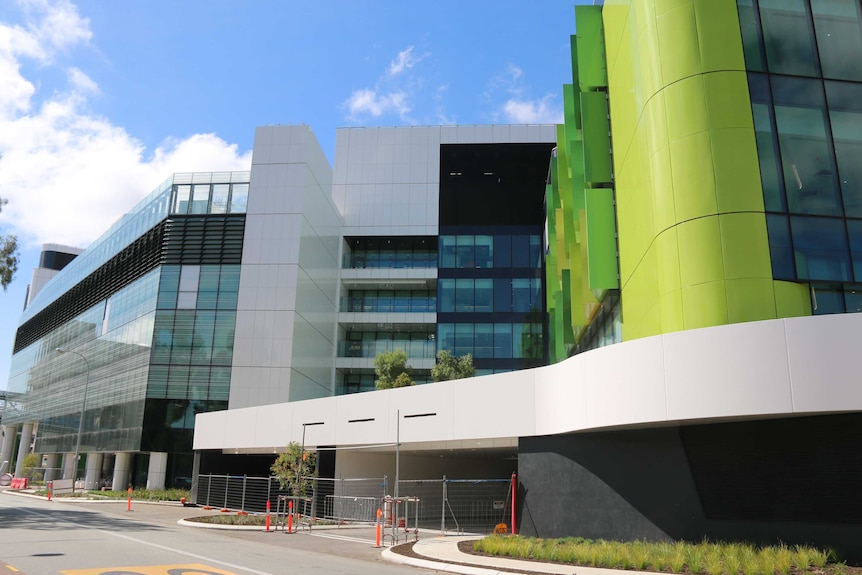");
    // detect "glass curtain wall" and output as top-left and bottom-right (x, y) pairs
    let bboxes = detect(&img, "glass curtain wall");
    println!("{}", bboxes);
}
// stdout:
(5, 269), (161, 452)
(739, 0), (862, 313)
(438, 143), (552, 374)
